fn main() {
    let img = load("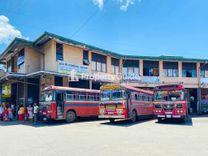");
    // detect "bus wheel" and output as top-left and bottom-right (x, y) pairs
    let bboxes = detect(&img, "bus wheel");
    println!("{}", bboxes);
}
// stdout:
(158, 118), (163, 123)
(66, 111), (77, 123)
(130, 110), (137, 123)
(109, 119), (115, 123)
